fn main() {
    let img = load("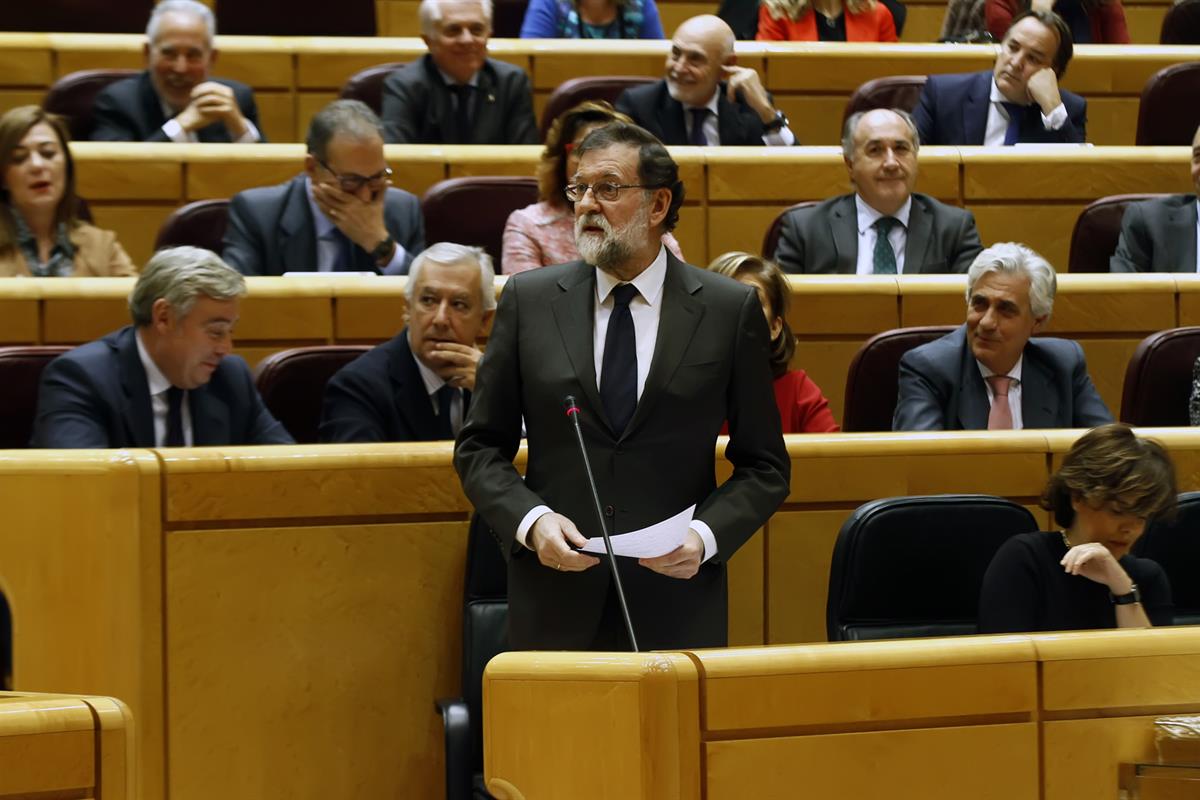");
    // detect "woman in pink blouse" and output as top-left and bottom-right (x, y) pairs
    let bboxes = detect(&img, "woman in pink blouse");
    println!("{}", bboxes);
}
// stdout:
(502, 100), (682, 274)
